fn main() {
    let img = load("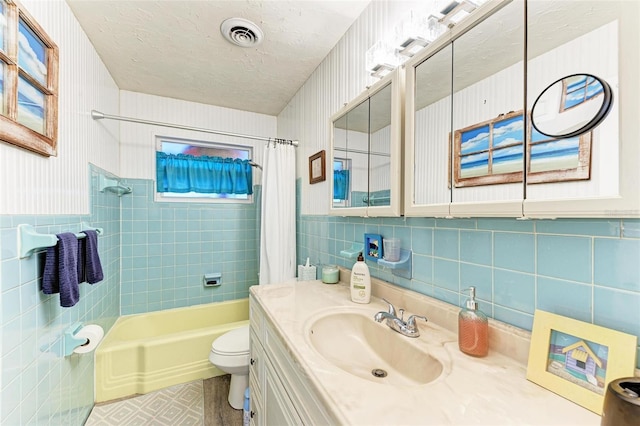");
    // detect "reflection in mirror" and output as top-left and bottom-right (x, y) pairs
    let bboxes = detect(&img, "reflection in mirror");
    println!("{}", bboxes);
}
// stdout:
(332, 82), (393, 210)
(527, 0), (619, 192)
(451, 0), (524, 208)
(332, 98), (369, 209)
(531, 74), (613, 138)
(413, 44), (453, 206)
(367, 83), (392, 208)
